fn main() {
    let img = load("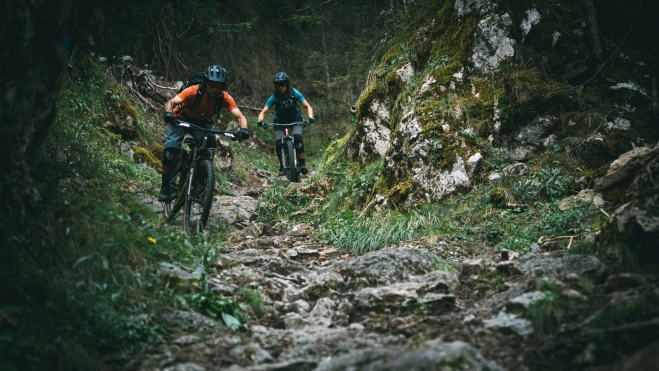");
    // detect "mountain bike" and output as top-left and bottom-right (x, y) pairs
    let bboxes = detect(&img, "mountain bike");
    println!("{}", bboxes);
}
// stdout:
(260, 120), (311, 183)
(162, 121), (238, 234)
